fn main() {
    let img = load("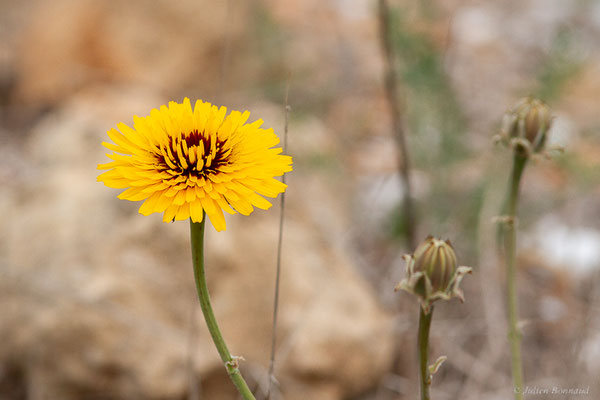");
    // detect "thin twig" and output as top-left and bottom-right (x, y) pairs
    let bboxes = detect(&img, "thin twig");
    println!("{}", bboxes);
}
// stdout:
(377, 0), (416, 250)
(266, 78), (291, 400)
(216, 0), (233, 103)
